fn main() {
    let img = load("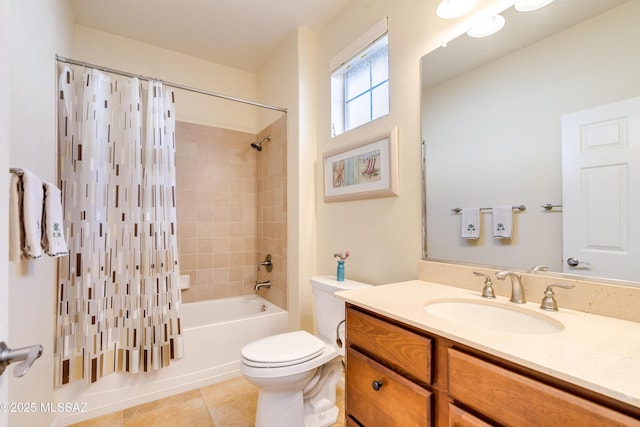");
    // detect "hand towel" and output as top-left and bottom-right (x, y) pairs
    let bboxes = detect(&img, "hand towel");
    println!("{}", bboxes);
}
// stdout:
(493, 205), (513, 239)
(20, 169), (44, 259)
(9, 174), (23, 262)
(461, 208), (480, 239)
(42, 181), (69, 257)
